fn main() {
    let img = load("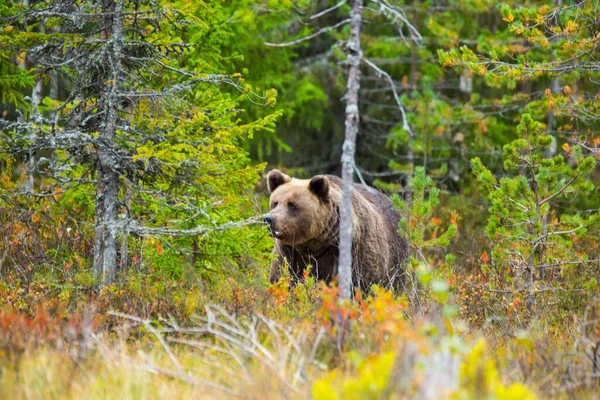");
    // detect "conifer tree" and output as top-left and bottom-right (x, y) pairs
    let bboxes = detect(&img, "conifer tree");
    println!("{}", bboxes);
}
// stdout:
(438, 0), (600, 321)
(1, 0), (279, 284)
(438, 1), (600, 164)
(472, 114), (597, 322)
(0, 0), (47, 109)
